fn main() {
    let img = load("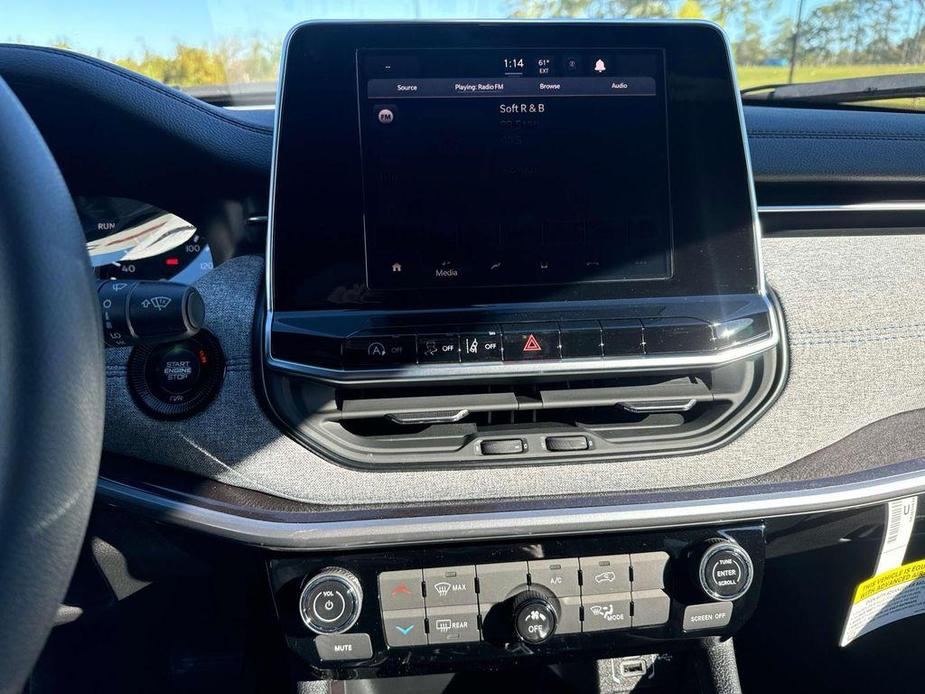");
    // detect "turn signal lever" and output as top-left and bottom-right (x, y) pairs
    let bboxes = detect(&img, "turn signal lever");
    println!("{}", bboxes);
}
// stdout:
(97, 279), (205, 347)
